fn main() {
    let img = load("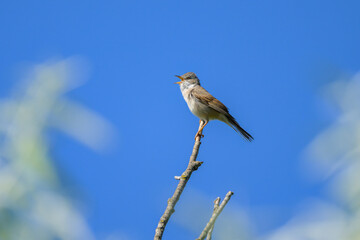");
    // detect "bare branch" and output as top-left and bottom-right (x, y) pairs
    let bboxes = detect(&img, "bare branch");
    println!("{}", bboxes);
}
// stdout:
(154, 122), (205, 240)
(206, 197), (221, 240)
(197, 191), (234, 240)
